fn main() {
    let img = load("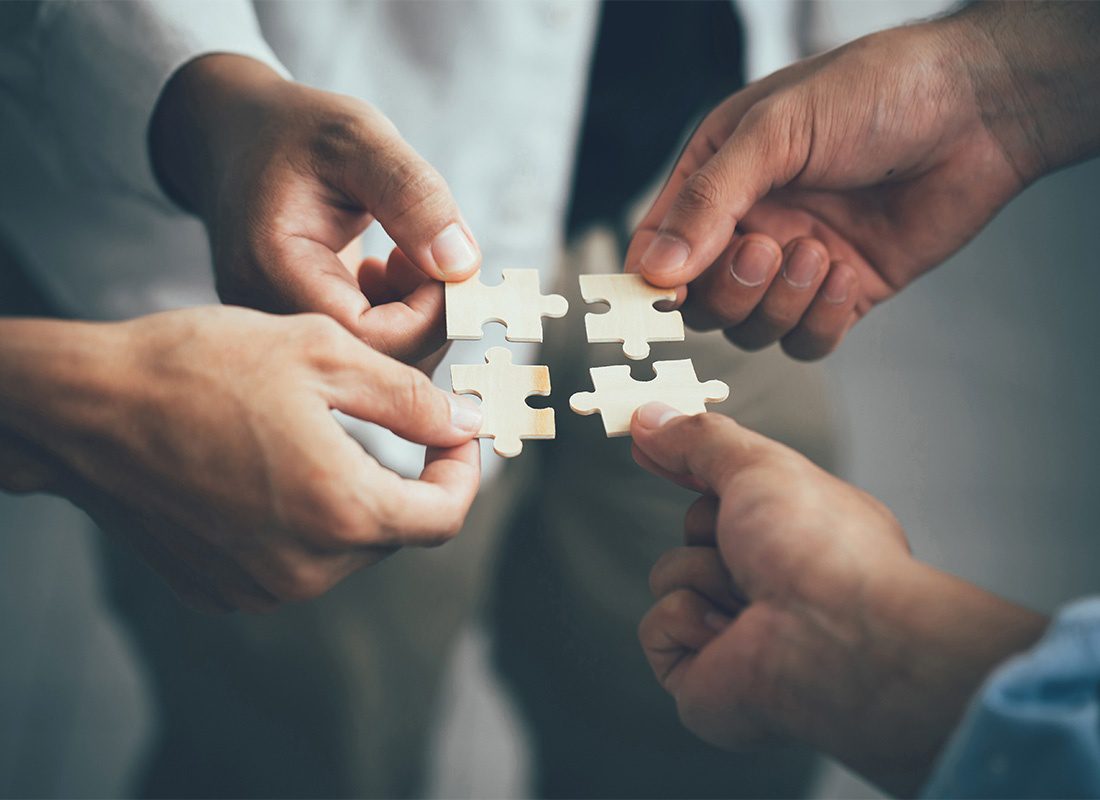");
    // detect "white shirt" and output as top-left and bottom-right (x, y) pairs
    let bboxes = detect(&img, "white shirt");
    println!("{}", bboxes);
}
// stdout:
(0, 0), (945, 475)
